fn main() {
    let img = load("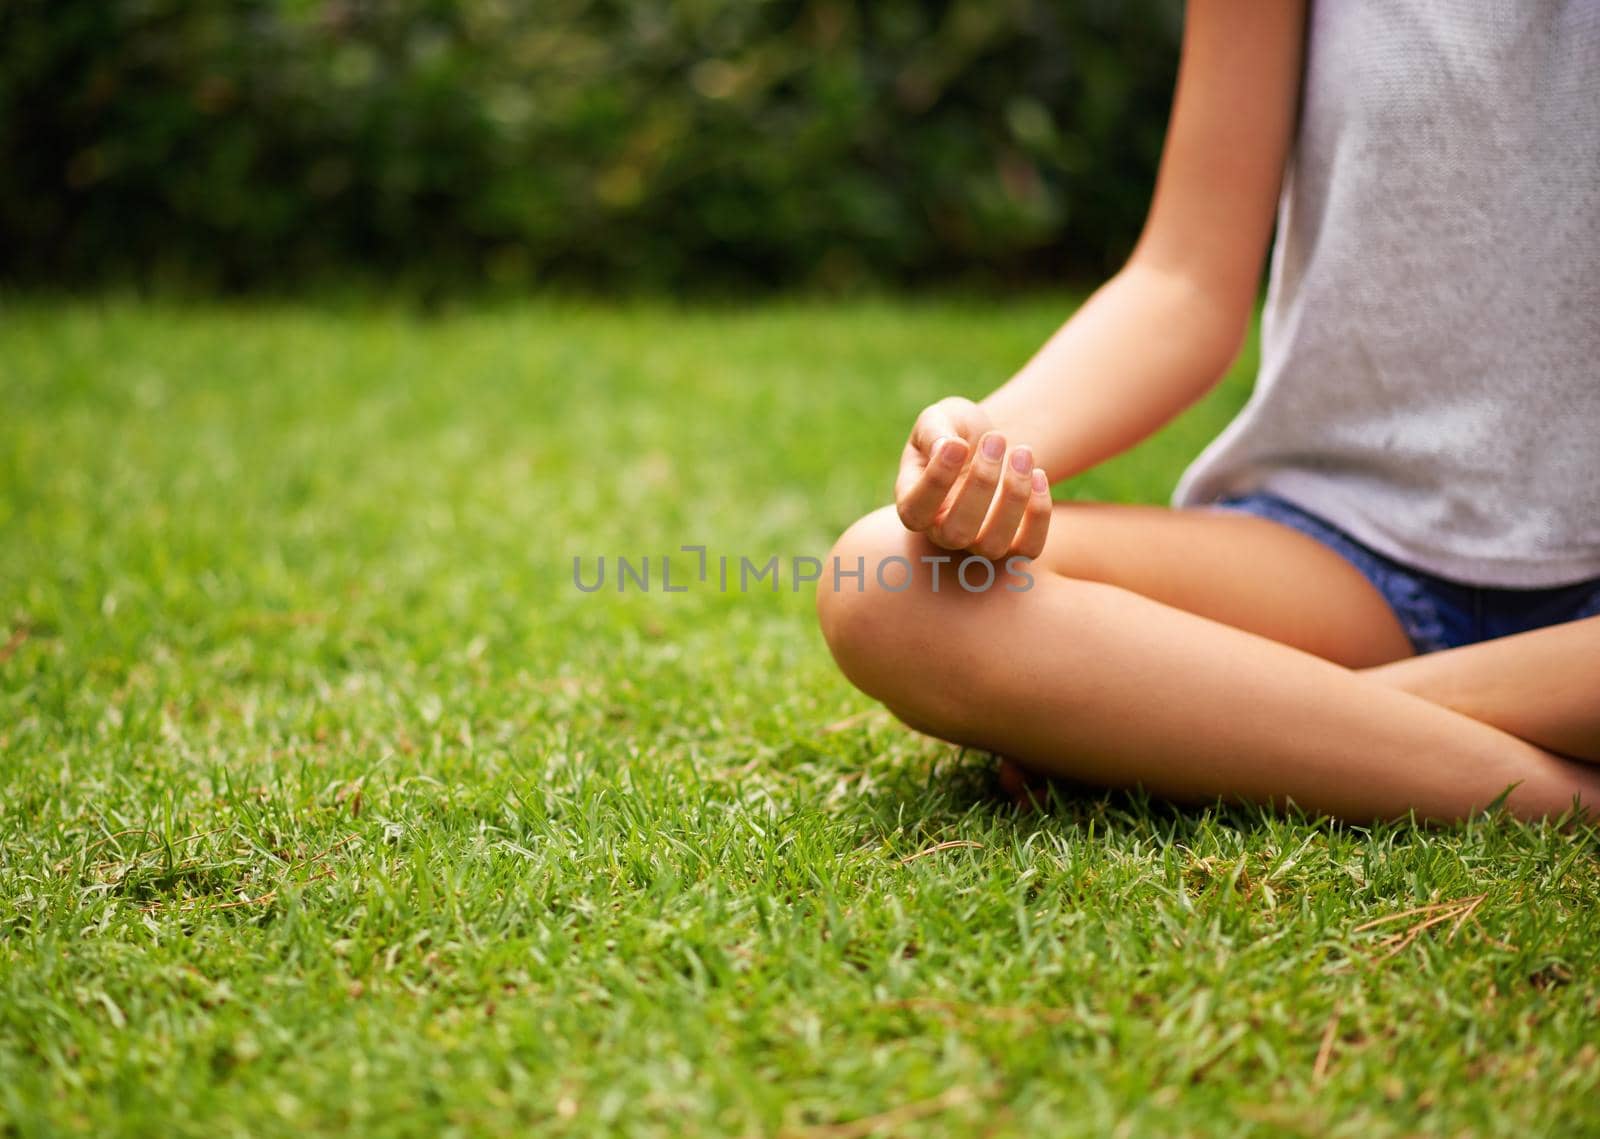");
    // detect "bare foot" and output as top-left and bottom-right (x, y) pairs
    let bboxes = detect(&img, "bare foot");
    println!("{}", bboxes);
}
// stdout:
(996, 756), (1050, 812)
